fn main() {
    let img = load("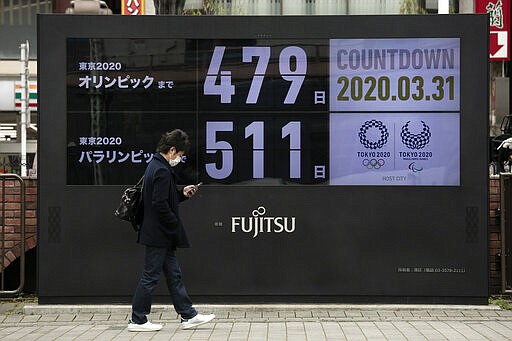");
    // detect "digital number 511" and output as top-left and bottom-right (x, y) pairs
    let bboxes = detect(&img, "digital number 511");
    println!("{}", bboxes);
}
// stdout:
(206, 121), (301, 179)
